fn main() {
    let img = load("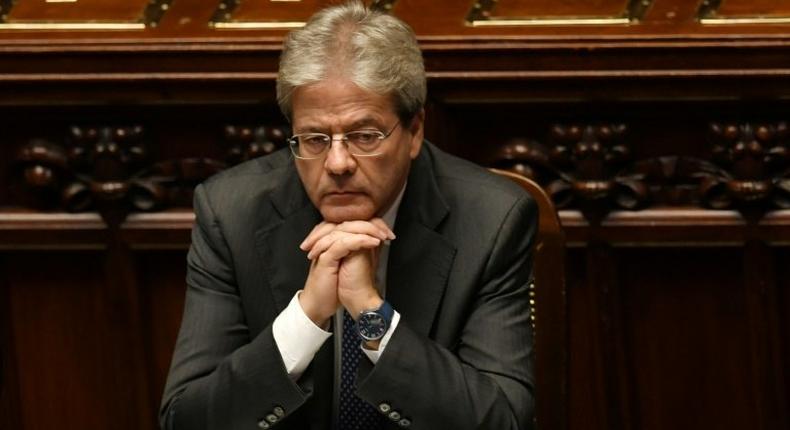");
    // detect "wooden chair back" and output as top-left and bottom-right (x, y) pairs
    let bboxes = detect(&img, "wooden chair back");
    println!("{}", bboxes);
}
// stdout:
(490, 168), (568, 430)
